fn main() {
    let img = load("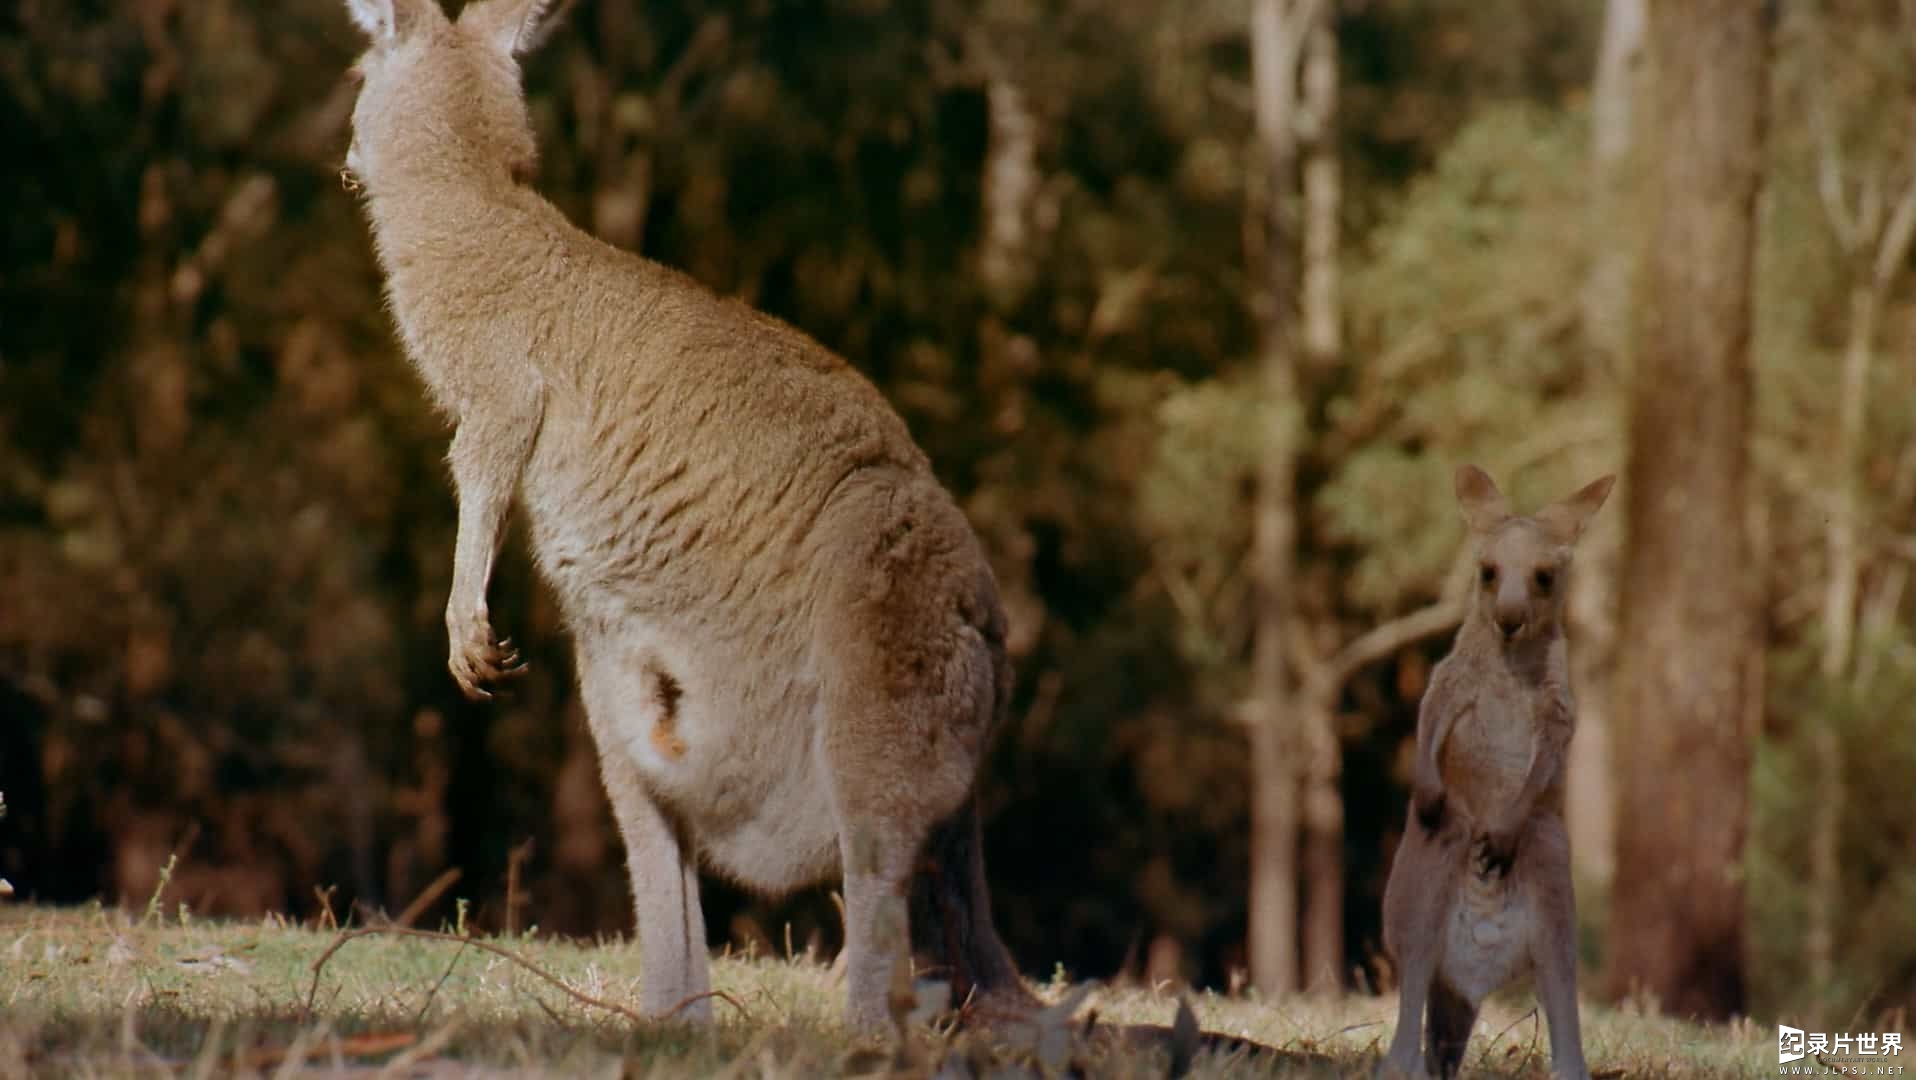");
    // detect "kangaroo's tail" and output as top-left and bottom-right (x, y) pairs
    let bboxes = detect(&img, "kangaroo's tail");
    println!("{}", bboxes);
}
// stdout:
(908, 793), (1039, 1017)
